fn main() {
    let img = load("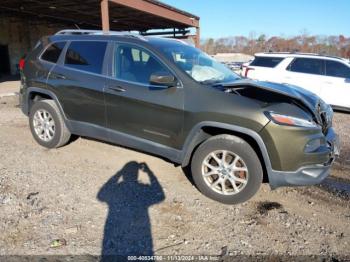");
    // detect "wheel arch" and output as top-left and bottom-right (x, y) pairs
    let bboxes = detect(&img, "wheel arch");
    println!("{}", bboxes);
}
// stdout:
(180, 122), (272, 183)
(25, 87), (72, 132)
(25, 87), (66, 118)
